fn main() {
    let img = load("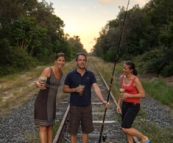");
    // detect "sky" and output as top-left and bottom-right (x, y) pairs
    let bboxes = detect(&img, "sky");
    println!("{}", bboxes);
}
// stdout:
(39, 0), (150, 52)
